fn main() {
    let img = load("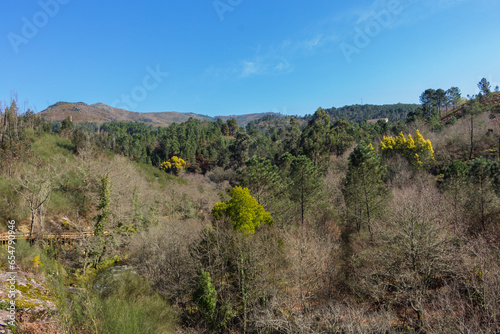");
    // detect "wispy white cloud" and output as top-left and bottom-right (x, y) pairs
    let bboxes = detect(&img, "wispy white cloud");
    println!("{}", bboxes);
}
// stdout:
(296, 35), (325, 52)
(204, 54), (292, 80)
(205, 38), (315, 79)
(224, 33), (332, 78)
(238, 55), (293, 78)
(241, 61), (260, 77)
(205, 0), (472, 80)
(274, 60), (290, 72)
